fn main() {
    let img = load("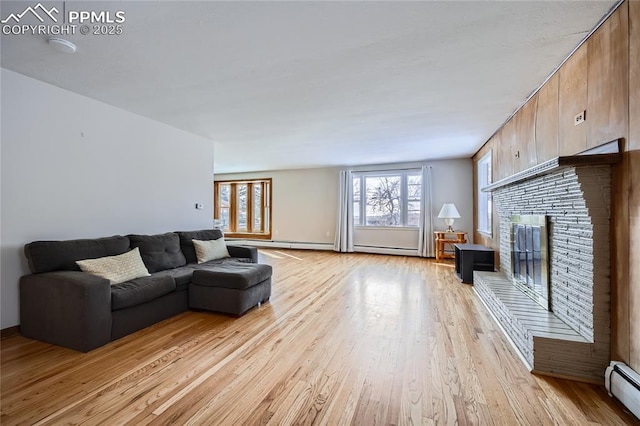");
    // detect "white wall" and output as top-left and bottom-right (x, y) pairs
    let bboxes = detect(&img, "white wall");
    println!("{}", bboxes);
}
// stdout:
(216, 158), (474, 250)
(0, 69), (215, 328)
(216, 168), (340, 245)
(428, 159), (474, 239)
